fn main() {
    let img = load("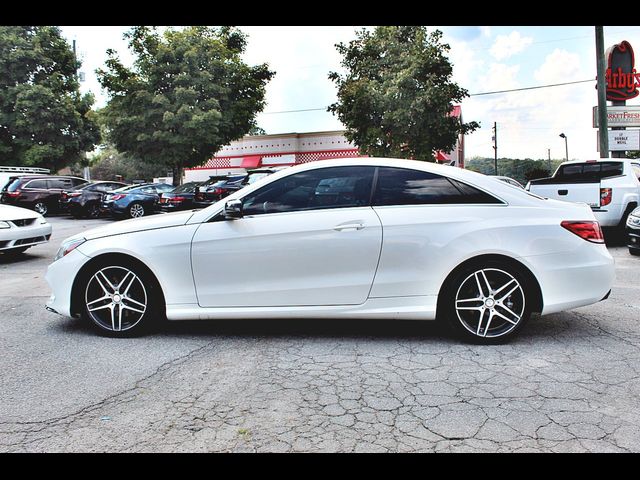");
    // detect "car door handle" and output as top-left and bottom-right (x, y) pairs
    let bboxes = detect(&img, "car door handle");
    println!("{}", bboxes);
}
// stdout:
(334, 223), (364, 231)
